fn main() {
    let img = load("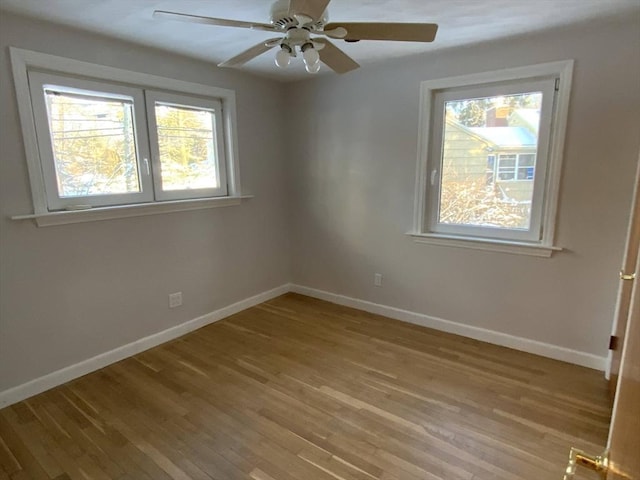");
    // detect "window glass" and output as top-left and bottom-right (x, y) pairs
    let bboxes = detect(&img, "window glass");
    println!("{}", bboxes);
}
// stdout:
(518, 154), (536, 180)
(497, 154), (517, 181)
(416, 62), (572, 249)
(45, 89), (140, 197)
(438, 92), (542, 231)
(154, 103), (220, 191)
(16, 55), (239, 216)
(486, 155), (496, 184)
